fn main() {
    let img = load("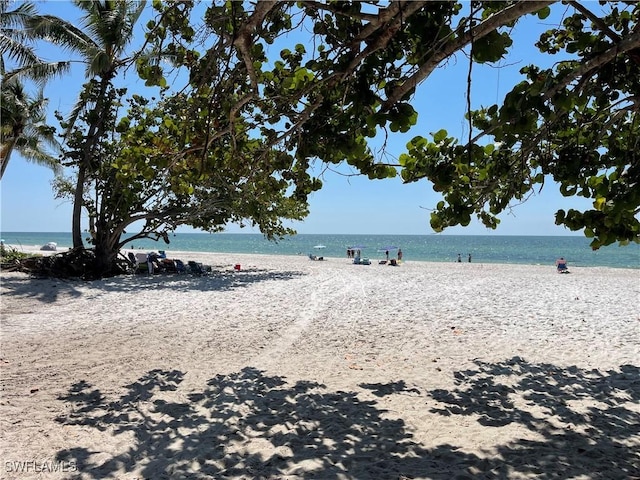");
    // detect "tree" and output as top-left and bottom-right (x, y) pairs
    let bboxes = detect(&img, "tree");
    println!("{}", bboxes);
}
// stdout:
(140, 0), (638, 249)
(0, 79), (59, 179)
(56, 86), (311, 276)
(0, 0), (69, 180)
(26, 0), (147, 249)
(23, 0), (312, 278)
